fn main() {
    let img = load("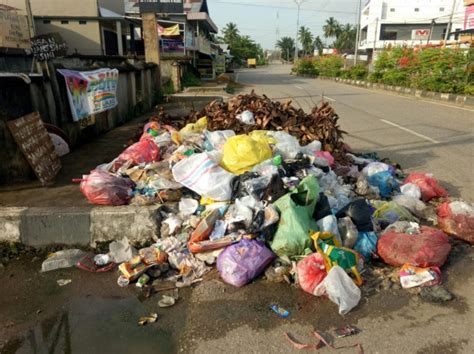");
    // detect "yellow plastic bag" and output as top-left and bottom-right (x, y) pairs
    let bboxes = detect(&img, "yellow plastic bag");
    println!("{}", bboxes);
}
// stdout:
(248, 130), (277, 146)
(179, 116), (207, 134)
(221, 134), (273, 175)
